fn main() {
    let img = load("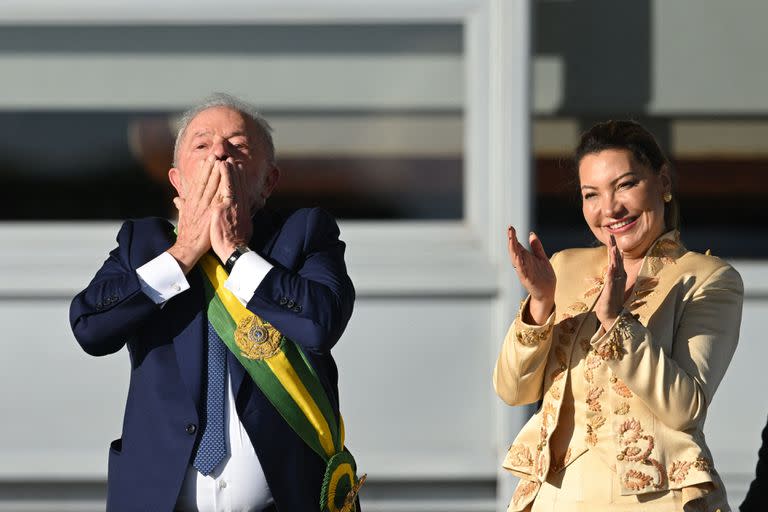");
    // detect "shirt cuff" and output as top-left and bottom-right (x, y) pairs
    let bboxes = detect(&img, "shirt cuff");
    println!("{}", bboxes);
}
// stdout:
(136, 251), (190, 305)
(224, 251), (274, 305)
